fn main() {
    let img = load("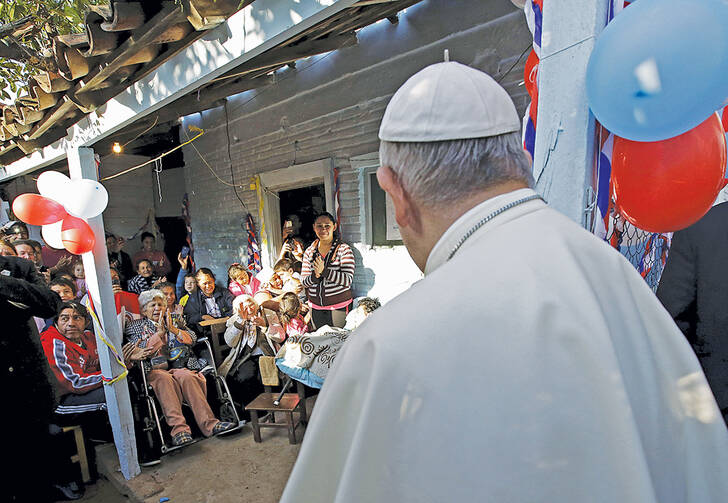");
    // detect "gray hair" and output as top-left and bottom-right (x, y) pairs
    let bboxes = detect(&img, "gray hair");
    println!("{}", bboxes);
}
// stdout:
(138, 289), (165, 310)
(232, 294), (254, 313)
(379, 131), (534, 207)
